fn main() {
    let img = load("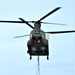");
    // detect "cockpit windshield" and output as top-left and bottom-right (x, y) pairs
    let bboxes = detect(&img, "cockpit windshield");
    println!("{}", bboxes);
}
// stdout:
(30, 30), (45, 39)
